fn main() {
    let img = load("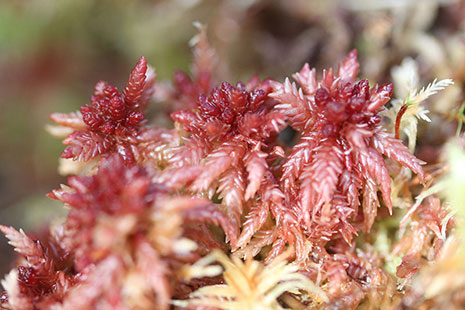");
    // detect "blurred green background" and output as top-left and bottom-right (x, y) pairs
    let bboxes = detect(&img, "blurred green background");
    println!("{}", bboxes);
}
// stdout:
(1, 0), (464, 275)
